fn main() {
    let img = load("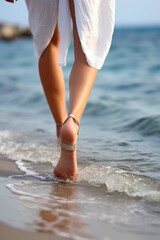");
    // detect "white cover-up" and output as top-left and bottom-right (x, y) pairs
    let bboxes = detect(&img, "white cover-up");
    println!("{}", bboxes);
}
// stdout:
(25, 0), (115, 69)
